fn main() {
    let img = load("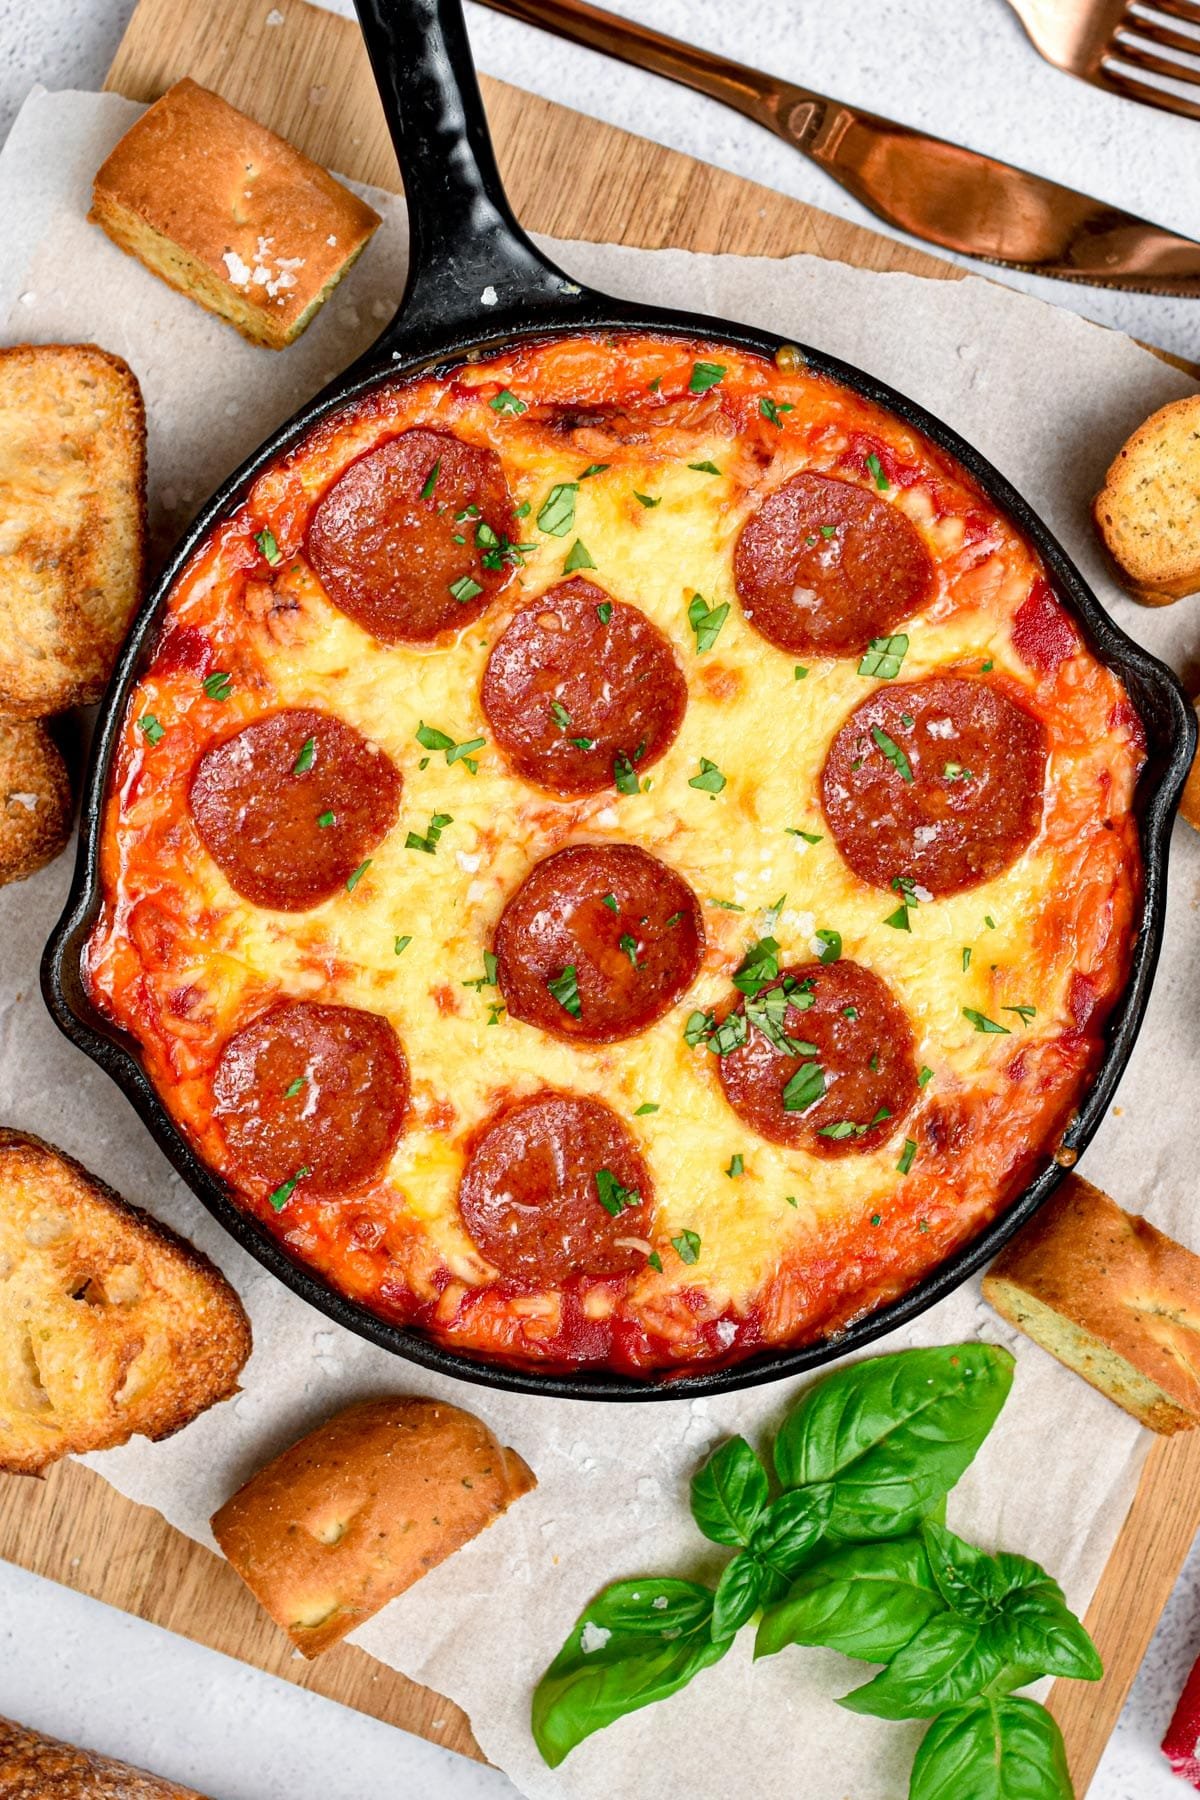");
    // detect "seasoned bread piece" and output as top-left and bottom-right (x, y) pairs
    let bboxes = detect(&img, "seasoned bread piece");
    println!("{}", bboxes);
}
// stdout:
(212, 1396), (536, 1656)
(0, 345), (145, 717)
(0, 1716), (206, 1799)
(0, 1129), (251, 1475)
(1093, 395), (1200, 604)
(1181, 698), (1200, 833)
(983, 1173), (1200, 1432)
(91, 79), (381, 350)
(0, 721), (71, 885)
